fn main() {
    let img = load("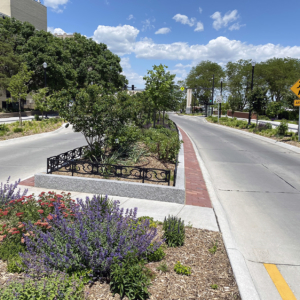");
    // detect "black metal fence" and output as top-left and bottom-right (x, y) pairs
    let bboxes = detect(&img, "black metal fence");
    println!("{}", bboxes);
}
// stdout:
(170, 120), (180, 187)
(47, 147), (171, 185)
